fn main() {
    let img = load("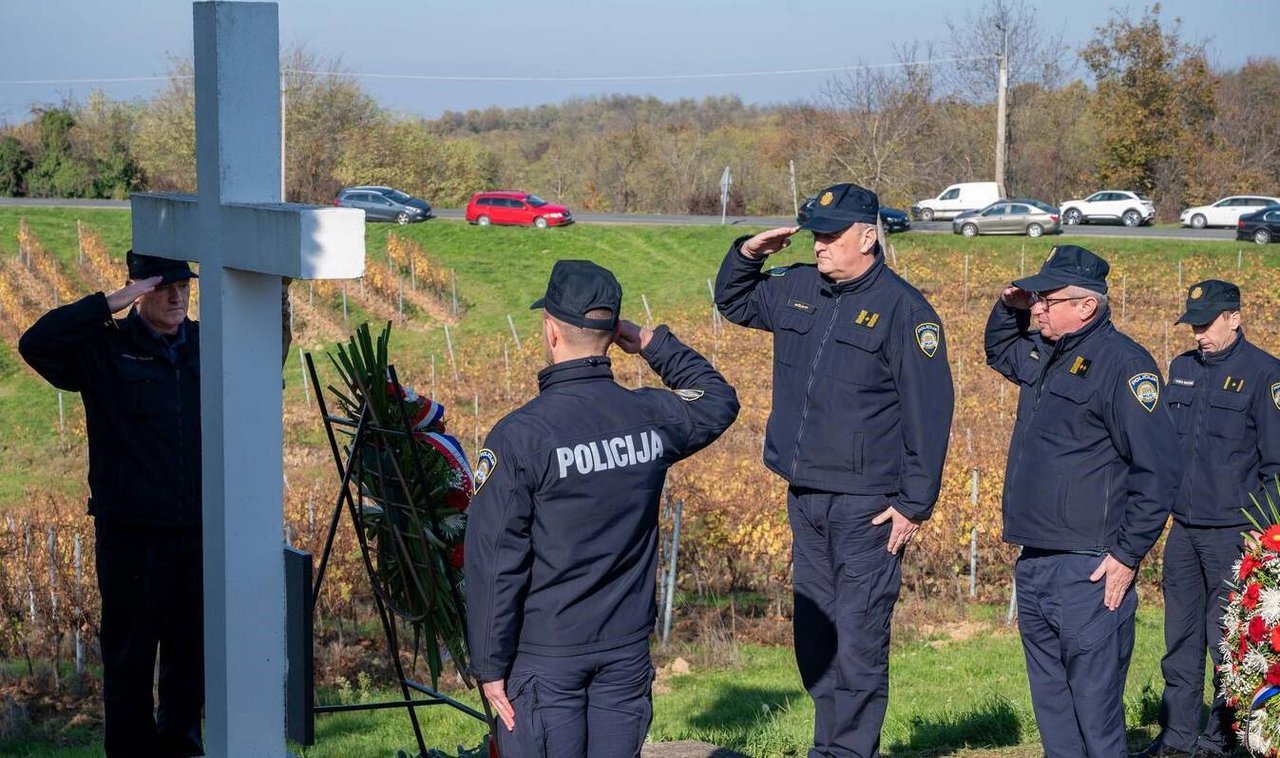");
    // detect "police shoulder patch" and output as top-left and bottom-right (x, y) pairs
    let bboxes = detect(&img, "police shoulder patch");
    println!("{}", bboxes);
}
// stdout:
(673, 389), (704, 402)
(474, 448), (498, 493)
(1271, 381), (1280, 412)
(1128, 372), (1160, 413)
(914, 322), (941, 358)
